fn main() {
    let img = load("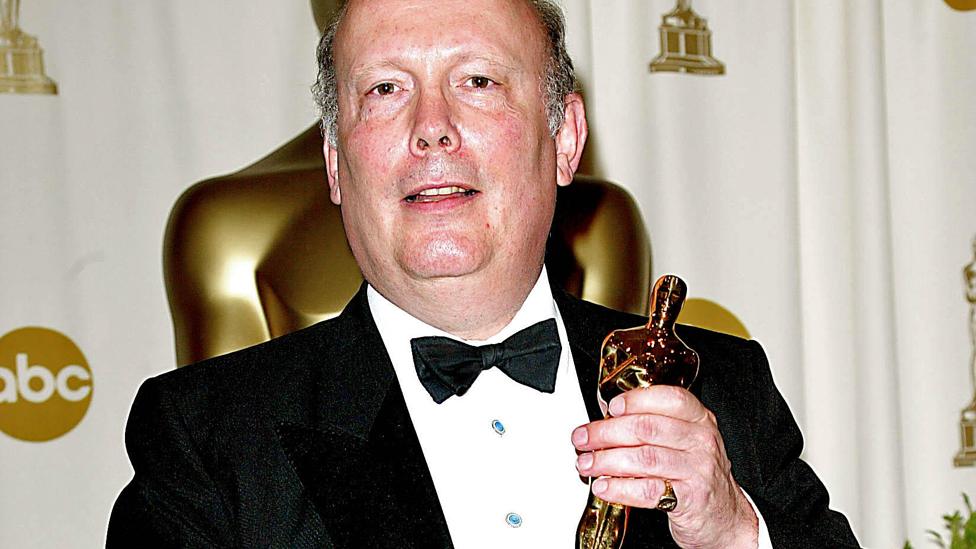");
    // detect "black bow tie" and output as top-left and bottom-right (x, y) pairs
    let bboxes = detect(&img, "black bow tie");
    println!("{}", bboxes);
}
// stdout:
(410, 319), (562, 404)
